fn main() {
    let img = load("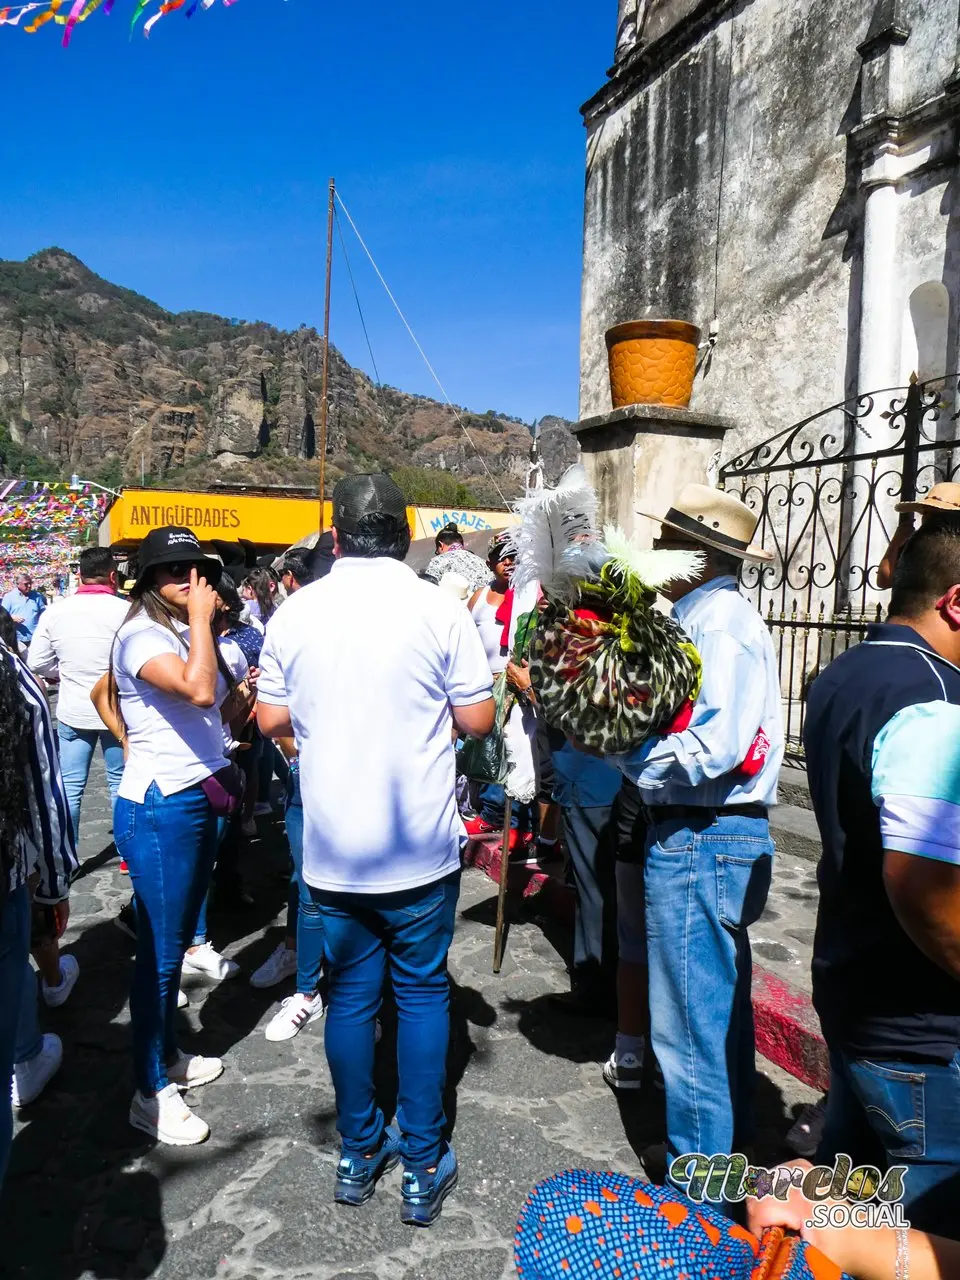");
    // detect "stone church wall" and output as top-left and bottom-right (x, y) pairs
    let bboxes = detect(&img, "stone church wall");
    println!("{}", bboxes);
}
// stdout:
(581, 0), (960, 459)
